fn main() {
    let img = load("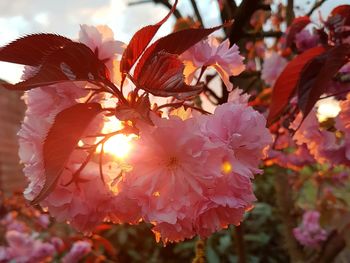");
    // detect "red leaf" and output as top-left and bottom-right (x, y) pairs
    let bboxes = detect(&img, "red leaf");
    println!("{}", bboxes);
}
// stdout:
(136, 51), (202, 99)
(328, 5), (350, 26)
(92, 234), (117, 256)
(0, 34), (72, 66)
(286, 16), (311, 47)
(297, 44), (350, 118)
(120, 0), (178, 75)
(133, 21), (232, 79)
(267, 46), (325, 126)
(31, 103), (102, 204)
(4, 42), (108, 91)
